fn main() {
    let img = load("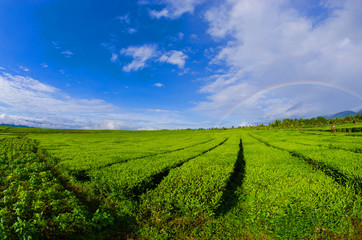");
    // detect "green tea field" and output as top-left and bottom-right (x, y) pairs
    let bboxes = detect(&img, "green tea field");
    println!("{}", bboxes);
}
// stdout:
(0, 126), (361, 239)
